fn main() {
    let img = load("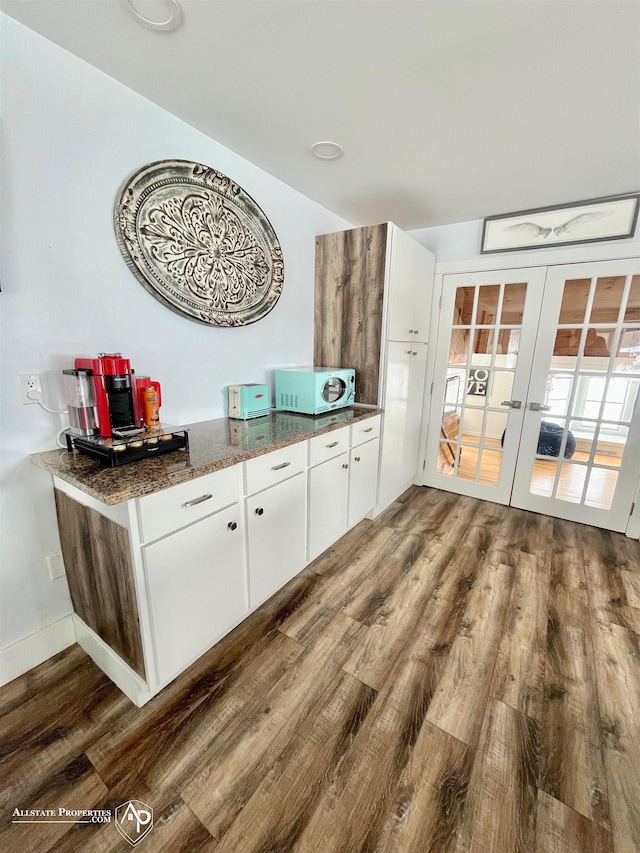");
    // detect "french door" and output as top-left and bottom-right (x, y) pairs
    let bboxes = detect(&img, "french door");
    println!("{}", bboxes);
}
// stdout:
(423, 258), (640, 532)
